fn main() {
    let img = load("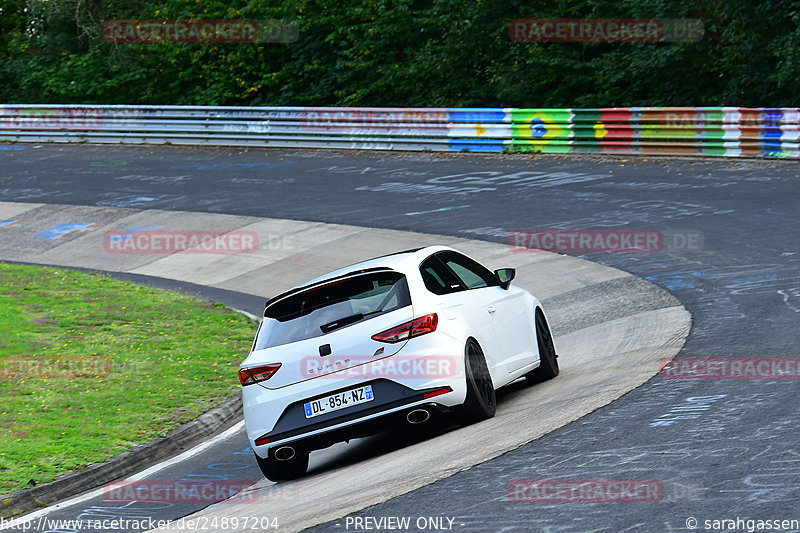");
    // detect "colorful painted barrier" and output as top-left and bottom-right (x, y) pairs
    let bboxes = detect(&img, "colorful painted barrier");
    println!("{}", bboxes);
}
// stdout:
(0, 105), (797, 158)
